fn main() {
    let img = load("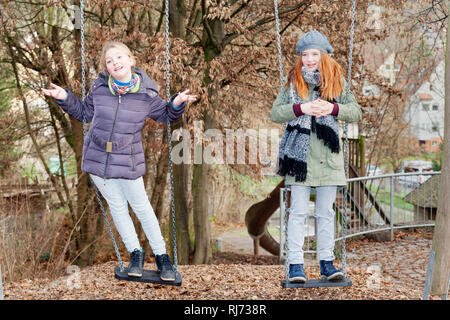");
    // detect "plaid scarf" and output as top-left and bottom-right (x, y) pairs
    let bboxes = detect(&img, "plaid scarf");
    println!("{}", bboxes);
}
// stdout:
(108, 73), (140, 96)
(277, 67), (340, 182)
